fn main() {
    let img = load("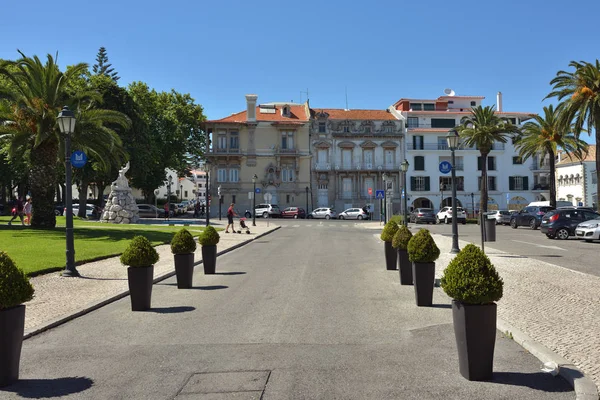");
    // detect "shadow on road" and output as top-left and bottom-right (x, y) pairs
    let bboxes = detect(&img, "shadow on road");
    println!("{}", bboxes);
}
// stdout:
(147, 306), (196, 314)
(214, 271), (246, 275)
(157, 283), (229, 290)
(491, 371), (572, 392)
(0, 377), (94, 398)
(429, 304), (452, 309)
